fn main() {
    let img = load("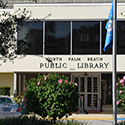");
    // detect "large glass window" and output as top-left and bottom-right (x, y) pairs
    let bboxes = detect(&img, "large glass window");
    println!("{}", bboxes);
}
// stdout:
(72, 21), (100, 54)
(17, 21), (43, 54)
(16, 20), (125, 55)
(117, 21), (125, 54)
(45, 21), (70, 55)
